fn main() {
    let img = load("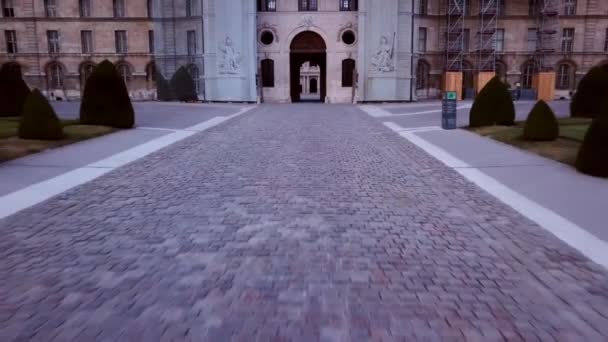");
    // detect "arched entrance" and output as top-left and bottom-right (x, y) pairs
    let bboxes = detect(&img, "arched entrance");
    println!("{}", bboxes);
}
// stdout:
(290, 31), (326, 102)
